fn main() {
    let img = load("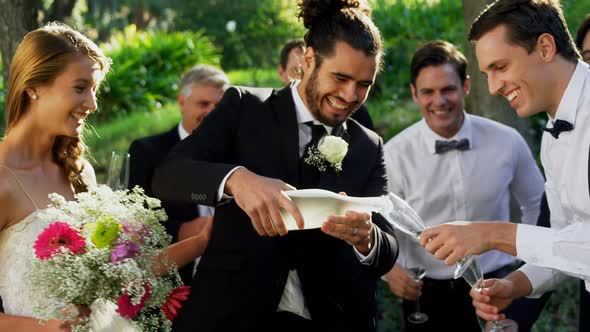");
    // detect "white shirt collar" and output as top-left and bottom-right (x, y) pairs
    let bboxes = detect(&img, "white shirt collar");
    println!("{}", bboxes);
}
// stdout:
(551, 60), (590, 127)
(421, 111), (473, 154)
(290, 80), (347, 134)
(178, 123), (190, 141)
